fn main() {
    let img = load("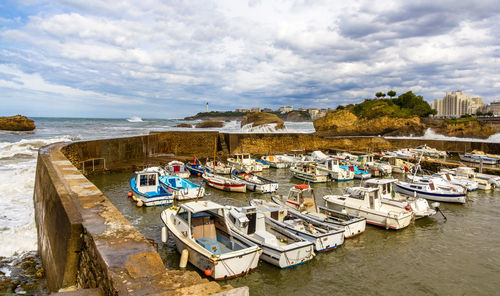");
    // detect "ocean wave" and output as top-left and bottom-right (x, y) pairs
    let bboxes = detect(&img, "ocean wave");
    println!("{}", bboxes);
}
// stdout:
(127, 116), (143, 122)
(387, 128), (500, 143)
(0, 136), (78, 160)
